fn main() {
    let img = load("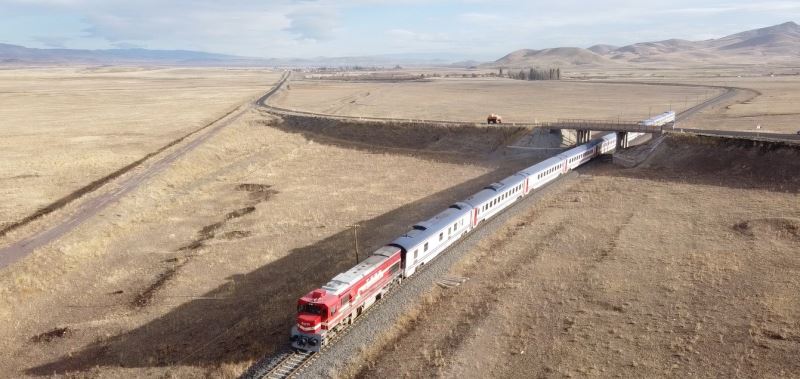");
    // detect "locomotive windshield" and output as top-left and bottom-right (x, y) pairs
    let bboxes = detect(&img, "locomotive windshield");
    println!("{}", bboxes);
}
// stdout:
(298, 303), (324, 315)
